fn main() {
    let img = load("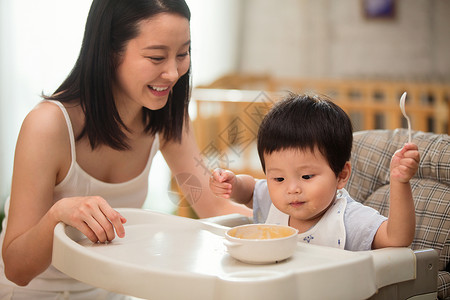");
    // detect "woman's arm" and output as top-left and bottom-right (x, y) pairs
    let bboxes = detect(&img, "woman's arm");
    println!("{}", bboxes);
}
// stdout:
(160, 120), (252, 218)
(372, 143), (419, 249)
(2, 103), (125, 286)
